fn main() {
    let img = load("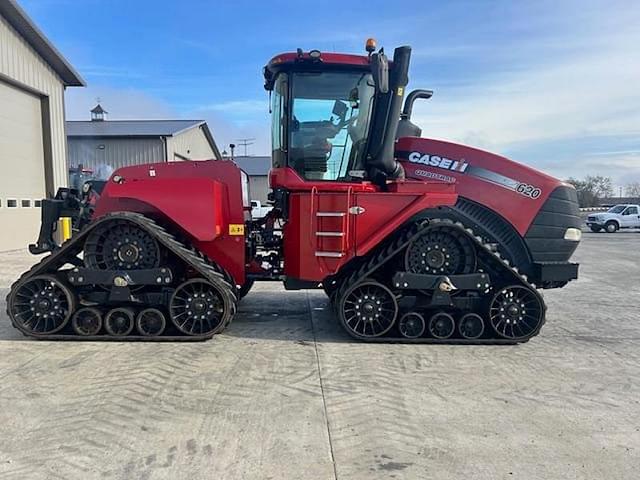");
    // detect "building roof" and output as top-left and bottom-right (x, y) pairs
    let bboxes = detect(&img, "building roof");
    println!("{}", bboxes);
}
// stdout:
(66, 120), (221, 159)
(91, 104), (107, 114)
(66, 119), (209, 137)
(0, 0), (85, 86)
(232, 156), (271, 175)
